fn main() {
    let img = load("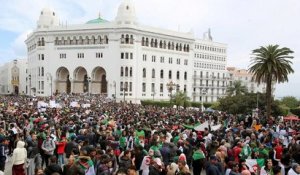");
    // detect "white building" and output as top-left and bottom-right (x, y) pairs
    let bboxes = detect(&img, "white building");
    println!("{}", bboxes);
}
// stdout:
(227, 67), (267, 93)
(0, 59), (28, 95)
(23, 0), (227, 103)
